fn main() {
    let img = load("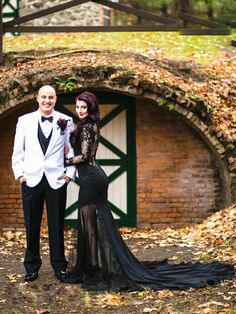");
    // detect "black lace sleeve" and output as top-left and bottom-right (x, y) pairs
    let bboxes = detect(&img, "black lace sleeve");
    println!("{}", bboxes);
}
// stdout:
(80, 123), (96, 162)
